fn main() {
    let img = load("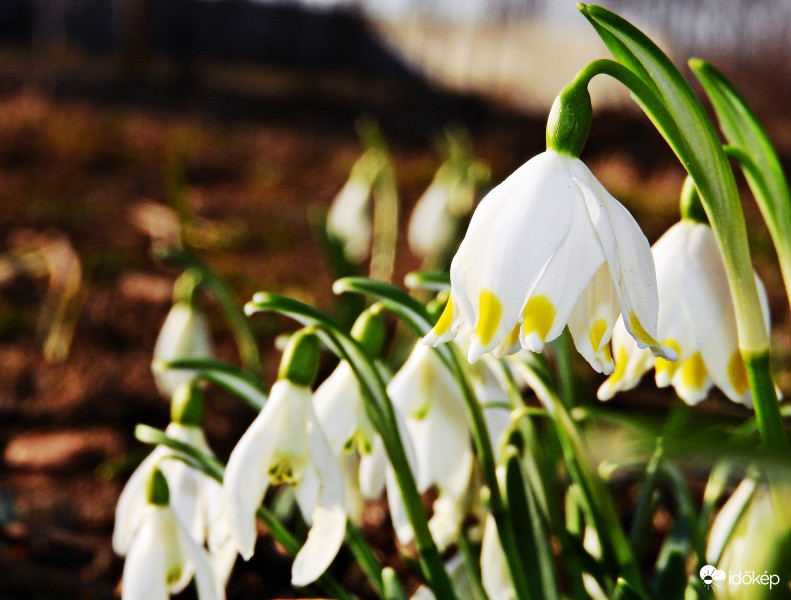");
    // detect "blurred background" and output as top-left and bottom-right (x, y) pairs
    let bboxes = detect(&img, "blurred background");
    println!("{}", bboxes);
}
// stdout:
(0, 0), (789, 598)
